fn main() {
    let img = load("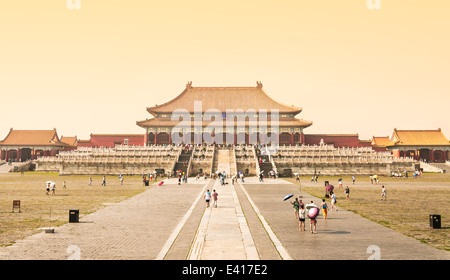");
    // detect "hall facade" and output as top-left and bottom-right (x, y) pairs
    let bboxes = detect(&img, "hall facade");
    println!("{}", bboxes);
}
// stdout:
(137, 82), (313, 146)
